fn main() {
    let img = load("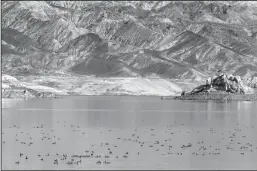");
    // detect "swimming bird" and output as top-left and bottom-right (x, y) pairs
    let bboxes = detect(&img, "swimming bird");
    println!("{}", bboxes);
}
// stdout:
(54, 159), (58, 165)
(77, 160), (82, 164)
(104, 161), (110, 164)
(67, 161), (73, 165)
(95, 155), (101, 158)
